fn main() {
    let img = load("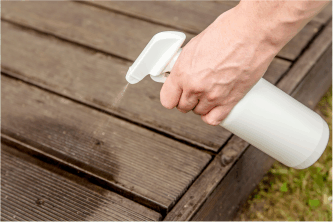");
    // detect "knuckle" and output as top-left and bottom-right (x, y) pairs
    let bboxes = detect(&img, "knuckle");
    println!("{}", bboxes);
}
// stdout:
(189, 86), (204, 96)
(188, 80), (204, 93)
(206, 92), (219, 102)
